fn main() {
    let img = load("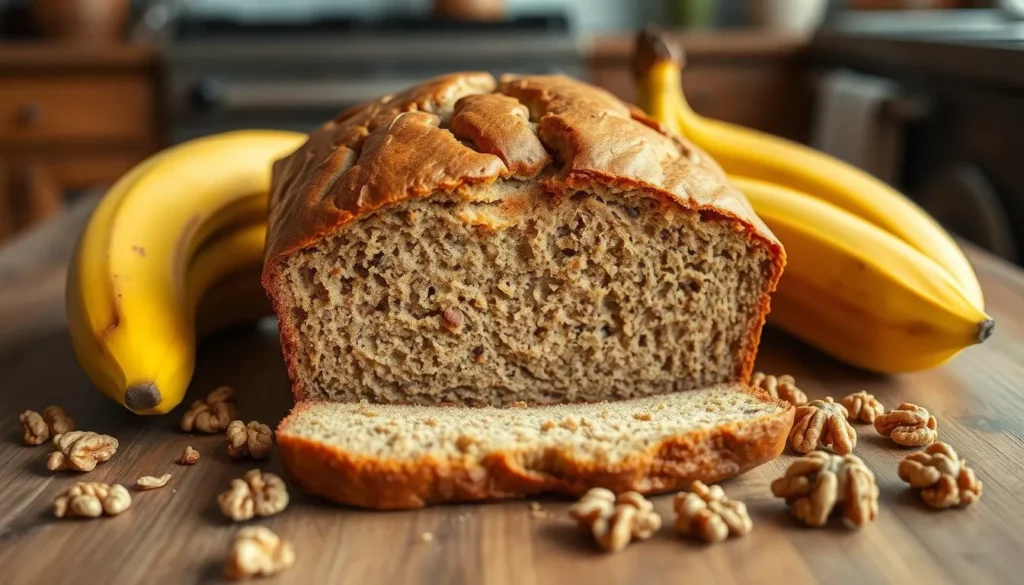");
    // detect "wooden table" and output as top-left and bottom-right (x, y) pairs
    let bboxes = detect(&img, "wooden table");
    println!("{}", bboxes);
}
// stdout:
(1, 196), (1022, 585)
